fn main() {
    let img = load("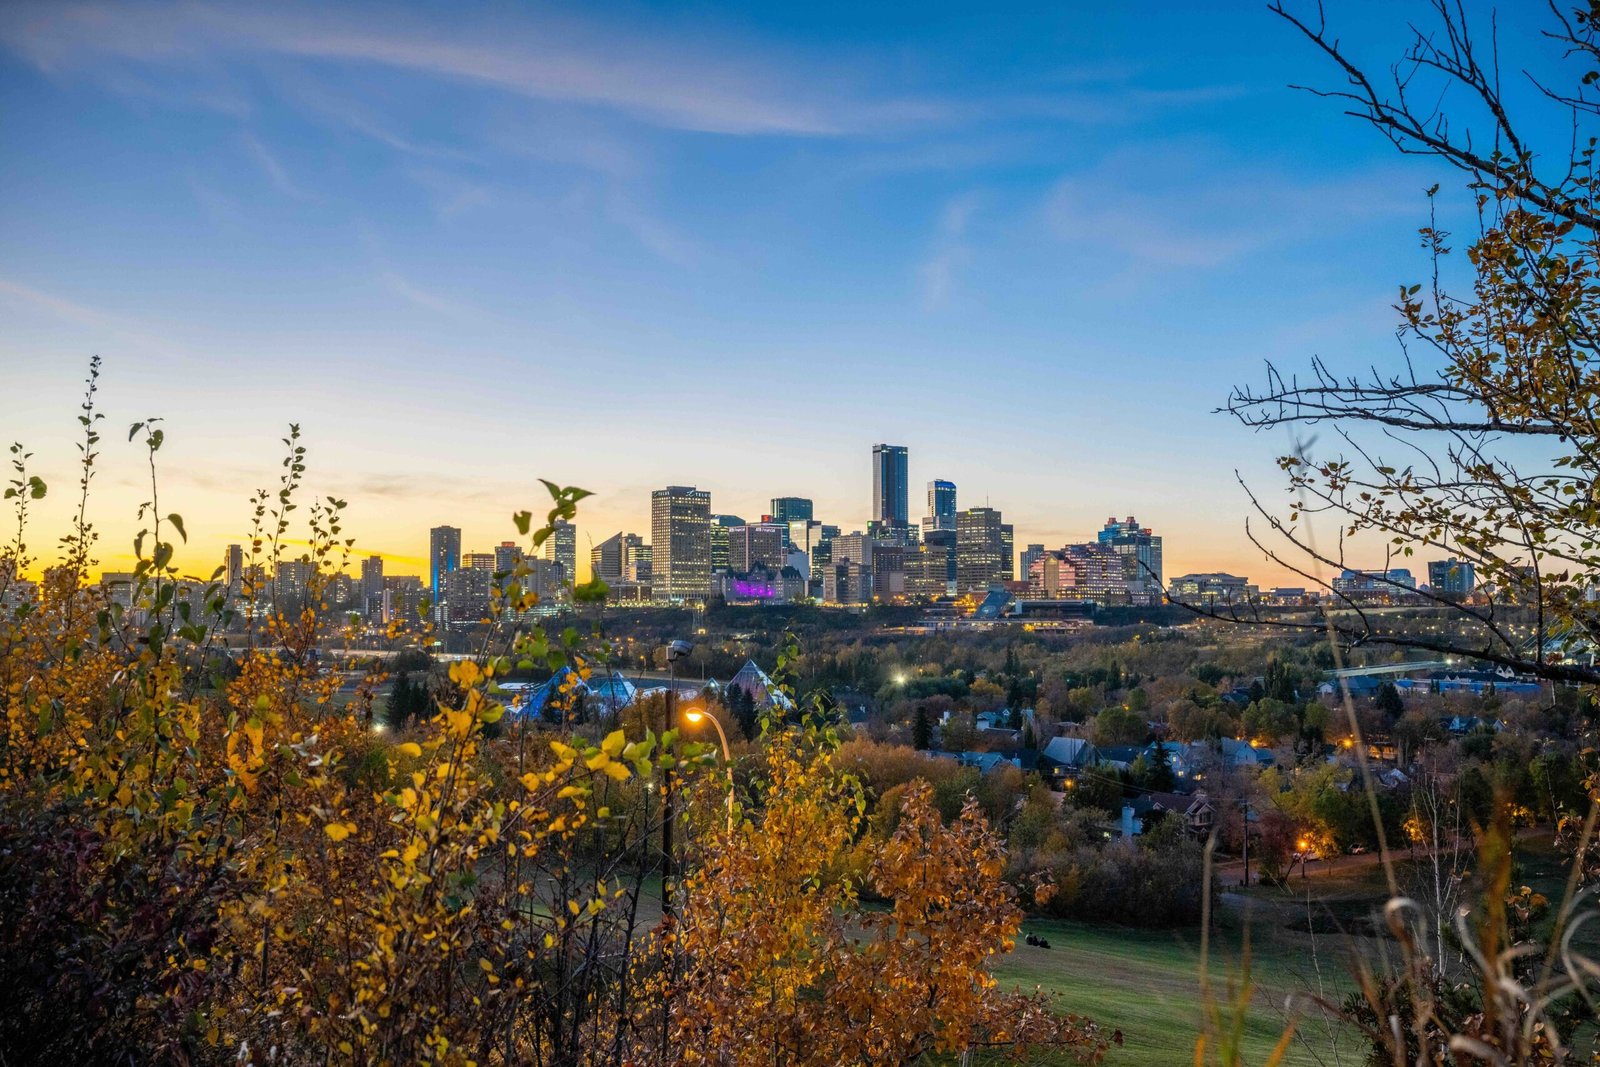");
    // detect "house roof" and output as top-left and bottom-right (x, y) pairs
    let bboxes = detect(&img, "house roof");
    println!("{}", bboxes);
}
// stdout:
(1041, 736), (1100, 769)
